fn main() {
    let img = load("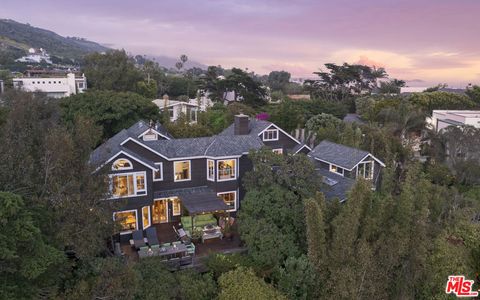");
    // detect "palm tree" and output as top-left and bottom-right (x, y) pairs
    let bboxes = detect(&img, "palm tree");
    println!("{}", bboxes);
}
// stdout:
(379, 101), (426, 145)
